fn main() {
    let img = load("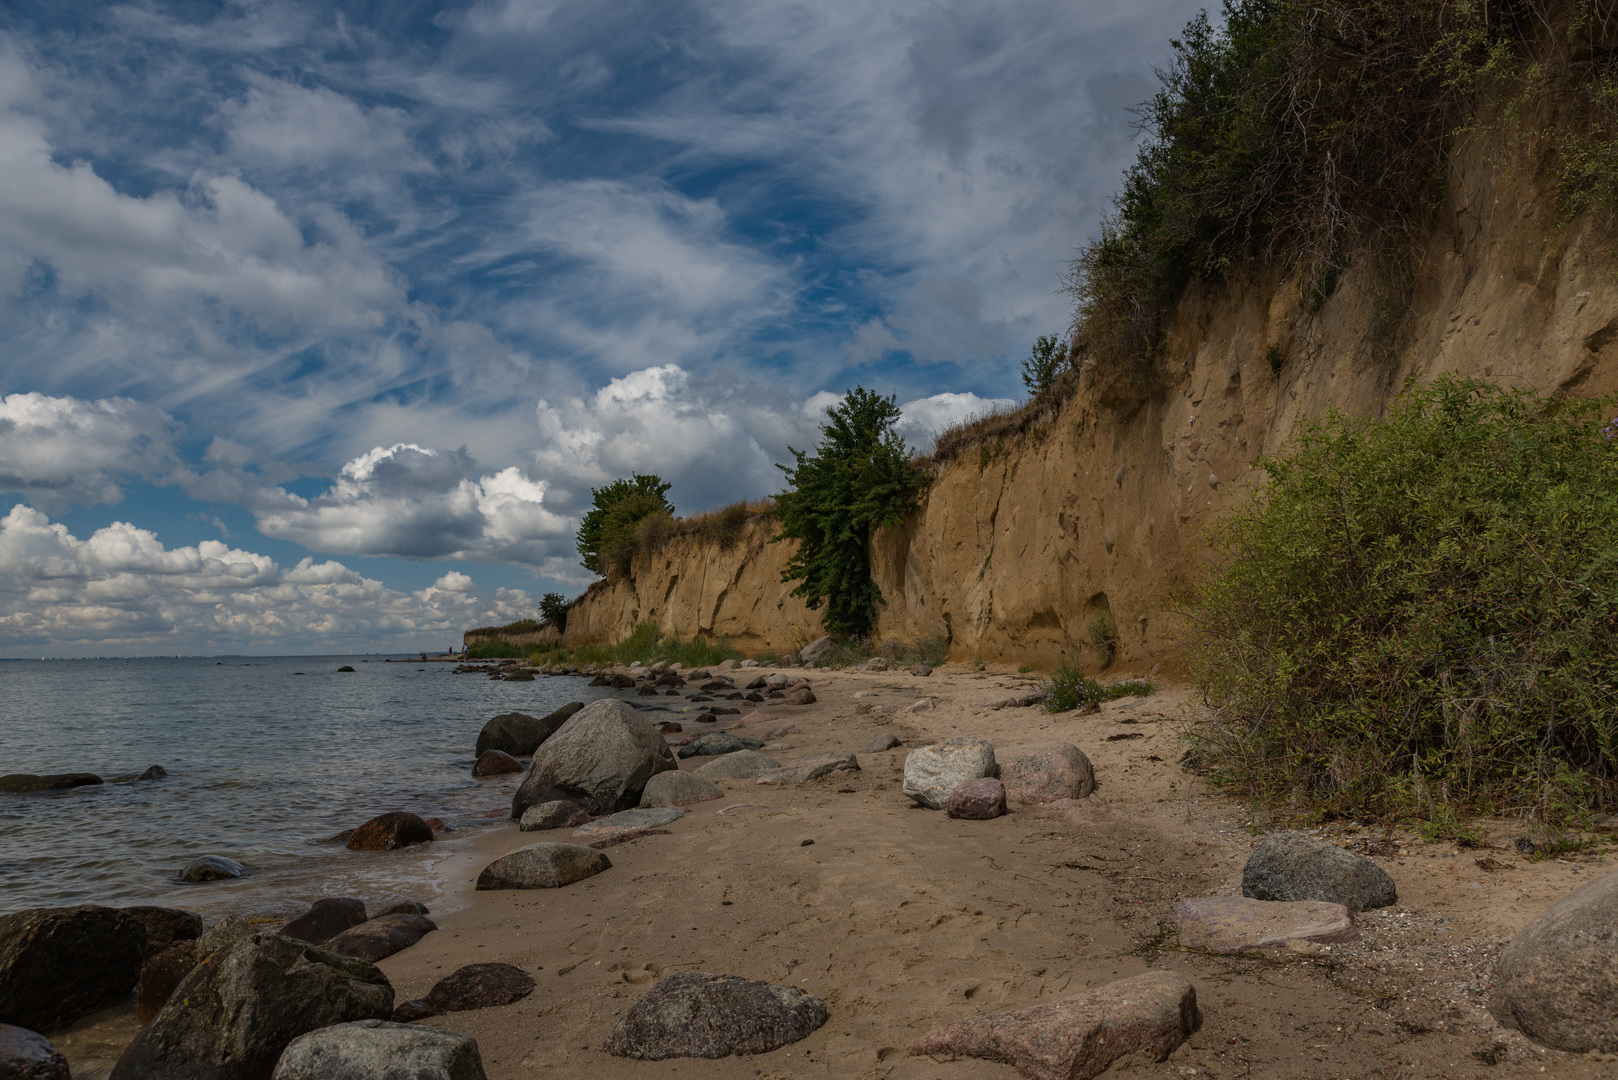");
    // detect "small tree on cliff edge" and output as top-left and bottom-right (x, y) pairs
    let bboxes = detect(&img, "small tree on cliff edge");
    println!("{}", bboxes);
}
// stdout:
(576, 474), (674, 576)
(773, 387), (928, 636)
